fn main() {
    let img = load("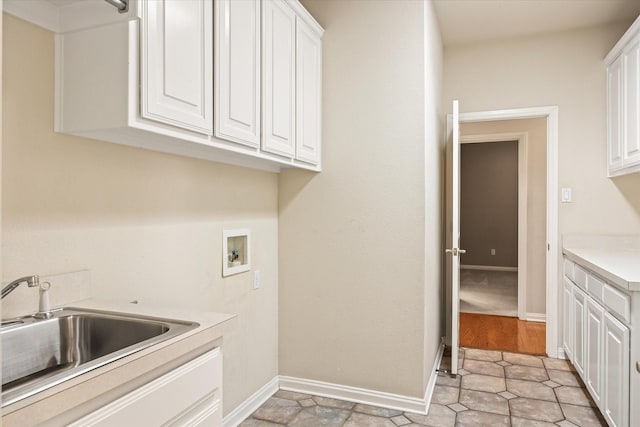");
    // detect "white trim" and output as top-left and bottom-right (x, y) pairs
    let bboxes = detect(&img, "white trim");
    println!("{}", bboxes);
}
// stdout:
(424, 342), (446, 413)
(557, 347), (568, 360)
(224, 344), (445, 425)
(460, 131), (528, 321)
(526, 313), (547, 323)
(454, 105), (560, 359)
(279, 377), (428, 415)
(223, 376), (279, 427)
(460, 265), (518, 272)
